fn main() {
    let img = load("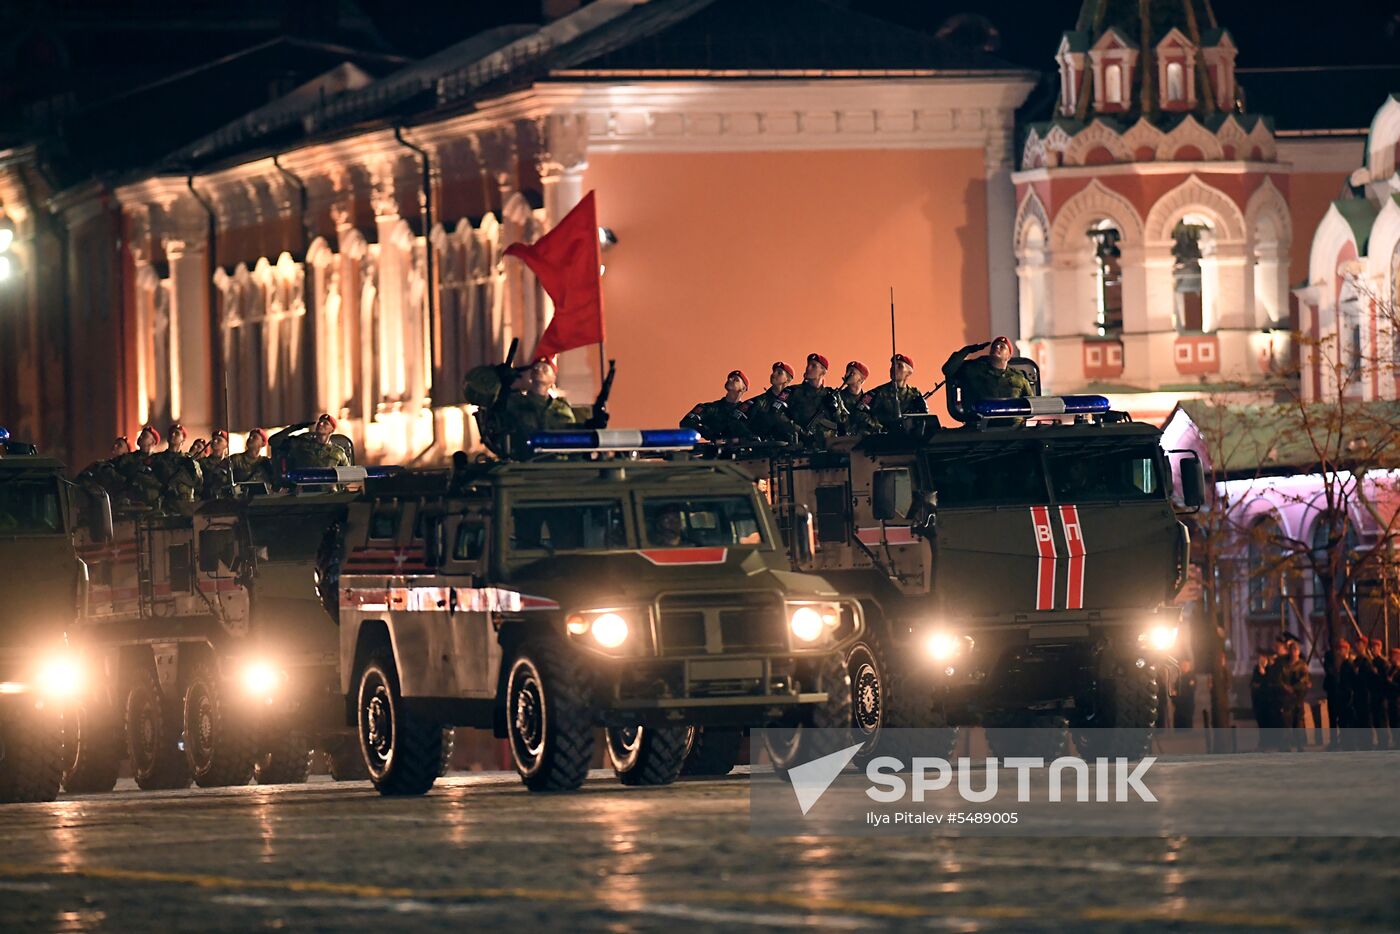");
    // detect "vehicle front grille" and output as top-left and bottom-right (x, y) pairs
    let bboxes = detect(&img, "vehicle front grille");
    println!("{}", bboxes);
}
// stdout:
(656, 591), (787, 657)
